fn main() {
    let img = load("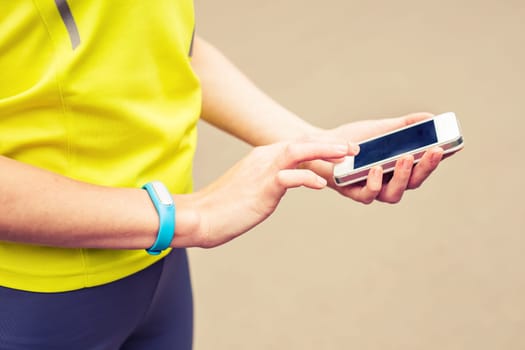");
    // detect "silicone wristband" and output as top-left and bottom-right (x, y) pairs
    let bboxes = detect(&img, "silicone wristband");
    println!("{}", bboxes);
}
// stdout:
(142, 181), (176, 255)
